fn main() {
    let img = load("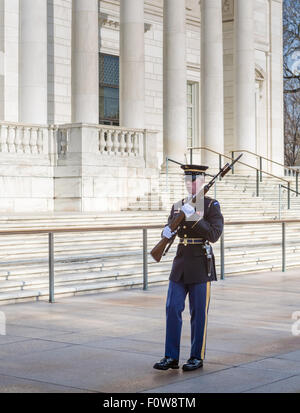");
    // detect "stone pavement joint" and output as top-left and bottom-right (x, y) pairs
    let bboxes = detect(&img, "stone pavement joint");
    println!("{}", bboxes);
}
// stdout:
(0, 269), (299, 393)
